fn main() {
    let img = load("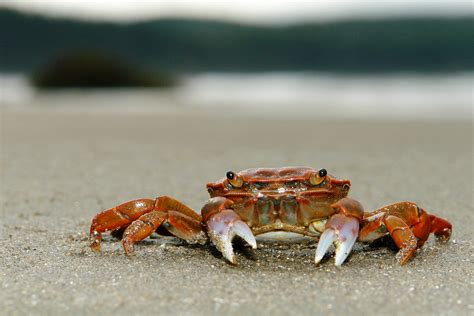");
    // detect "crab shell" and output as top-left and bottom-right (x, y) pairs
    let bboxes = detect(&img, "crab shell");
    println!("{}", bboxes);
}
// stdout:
(205, 167), (351, 236)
